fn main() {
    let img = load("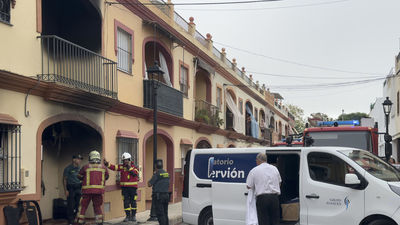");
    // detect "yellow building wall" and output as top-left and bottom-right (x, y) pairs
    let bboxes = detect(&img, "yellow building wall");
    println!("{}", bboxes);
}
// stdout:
(0, 1), (41, 76)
